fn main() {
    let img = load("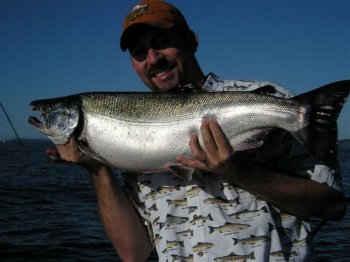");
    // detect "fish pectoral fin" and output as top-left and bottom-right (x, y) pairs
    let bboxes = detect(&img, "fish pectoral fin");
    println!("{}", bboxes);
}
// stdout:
(235, 139), (264, 151)
(234, 129), (271, 151)
(168, 165), (206, 183)
(48, 134), (71, 145)
(168, 164), (195, 180)
(77, 139), (112, 167)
